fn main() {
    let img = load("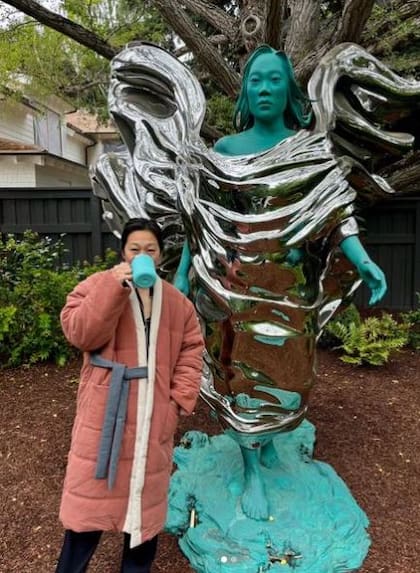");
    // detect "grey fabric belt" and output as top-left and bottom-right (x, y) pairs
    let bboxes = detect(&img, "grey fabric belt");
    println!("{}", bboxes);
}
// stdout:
(90, 353), (148, 489)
